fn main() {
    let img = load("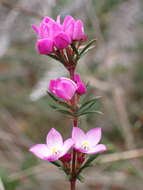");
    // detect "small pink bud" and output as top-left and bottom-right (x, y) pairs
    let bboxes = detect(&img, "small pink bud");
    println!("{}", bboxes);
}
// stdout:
(49, 77), (78, 100)
(54, 32), (71, 49)
(77, 155), (85, 164)
(60, 153), (72, 163)
(74, 74), (87, 95)
(36, 38), (54, 55)
(73, 20), (87, 41)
